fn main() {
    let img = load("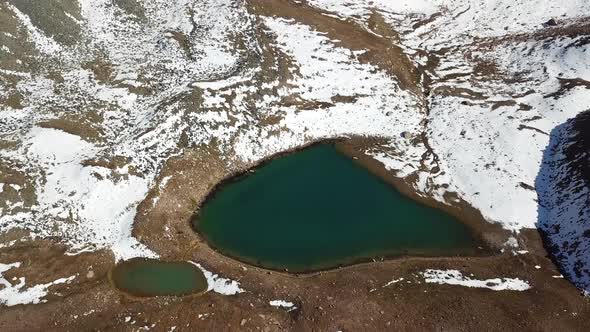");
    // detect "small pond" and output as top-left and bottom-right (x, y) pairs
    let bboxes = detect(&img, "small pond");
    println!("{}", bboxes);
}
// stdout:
(194, 144), (481, 272)
(110, 258), (208, 297)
